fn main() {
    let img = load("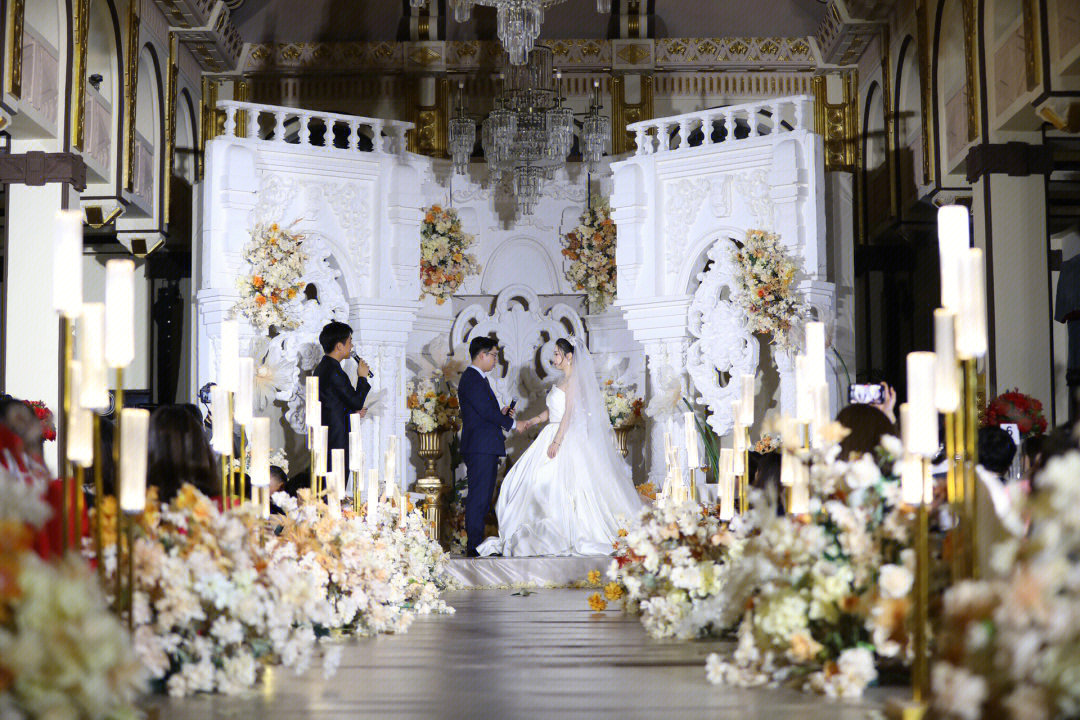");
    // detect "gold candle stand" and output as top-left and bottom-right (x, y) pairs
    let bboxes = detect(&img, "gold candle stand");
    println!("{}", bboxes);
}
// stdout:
(112, 367), (123, 607)
(239, 425), (247, 505)
(961, 358), (978, 578)
(93, 414), (105, 586)
(60, 316), (74, 551)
